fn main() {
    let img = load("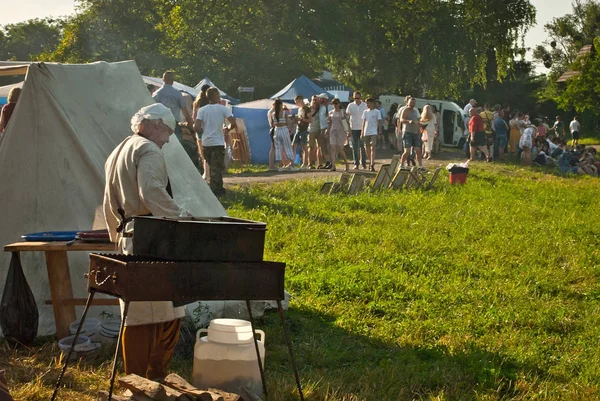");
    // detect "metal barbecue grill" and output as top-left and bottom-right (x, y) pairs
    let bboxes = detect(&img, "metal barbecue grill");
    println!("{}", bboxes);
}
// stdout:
(51, 217), (304, 401)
